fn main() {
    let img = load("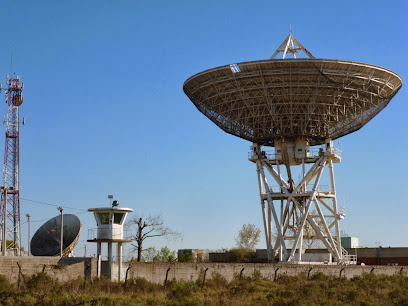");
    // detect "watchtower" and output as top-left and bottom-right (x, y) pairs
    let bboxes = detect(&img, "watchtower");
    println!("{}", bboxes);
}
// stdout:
(88, 201), (133, 280)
